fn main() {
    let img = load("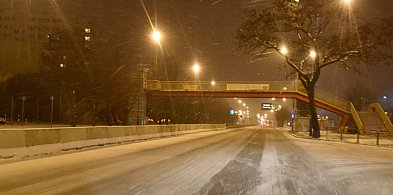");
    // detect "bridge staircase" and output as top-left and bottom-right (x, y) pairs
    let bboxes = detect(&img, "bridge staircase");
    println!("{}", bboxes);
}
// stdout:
(357, 112), (388, 134)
